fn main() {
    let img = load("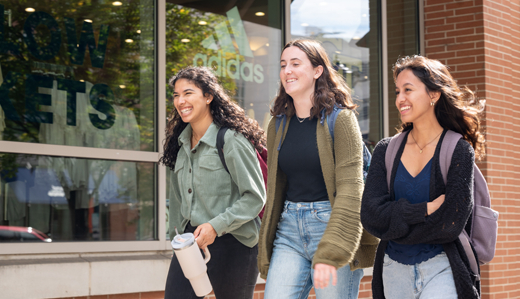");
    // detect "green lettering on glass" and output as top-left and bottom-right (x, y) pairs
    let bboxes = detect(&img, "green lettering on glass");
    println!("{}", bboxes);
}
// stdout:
(0, 4), (19, 55)
(64, 18), (110, 68)
(25, 74), (53, 124)
(23, 11), (61, 61)
(0, 71), (21, 121)
(226, 7), (253, 58)
(57, 78), (86, 126)
(89, 84), (116, 130)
